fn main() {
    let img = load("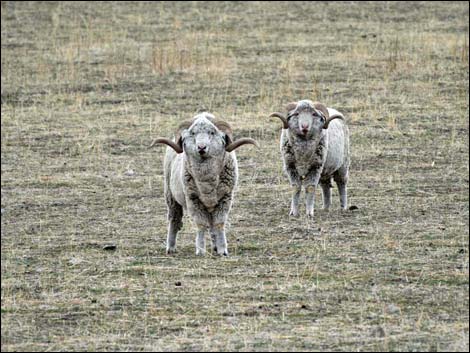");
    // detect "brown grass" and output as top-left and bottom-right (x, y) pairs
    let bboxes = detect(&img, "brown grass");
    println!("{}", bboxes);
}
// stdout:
(1, 1), (469, 351)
